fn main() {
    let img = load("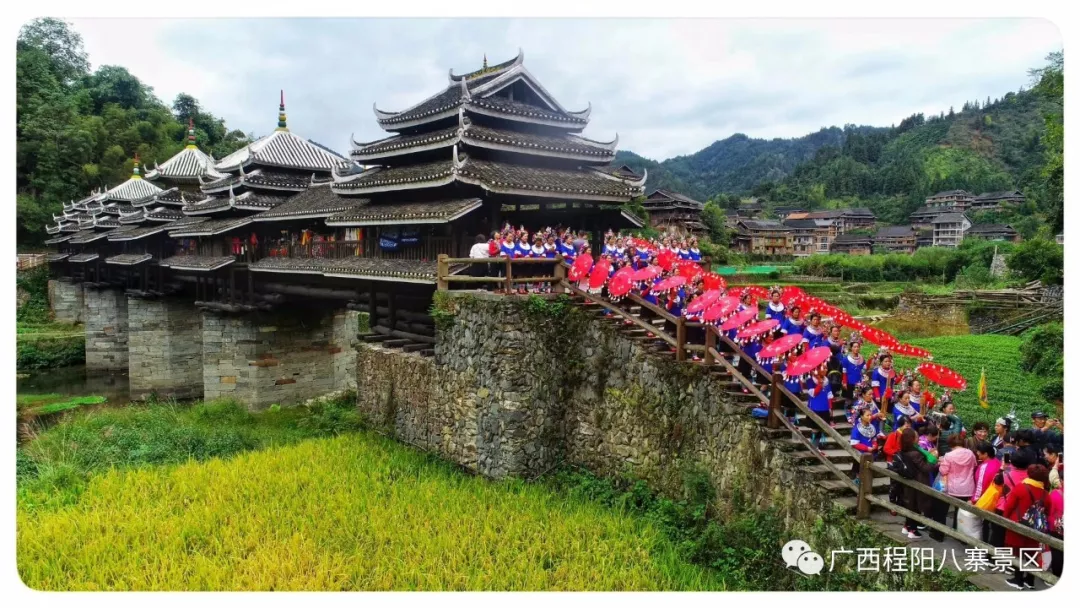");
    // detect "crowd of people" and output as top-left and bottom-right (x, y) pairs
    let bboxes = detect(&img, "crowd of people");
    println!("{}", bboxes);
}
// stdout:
(467, 225), (703, 294)
(467, 222), (1064, 584)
